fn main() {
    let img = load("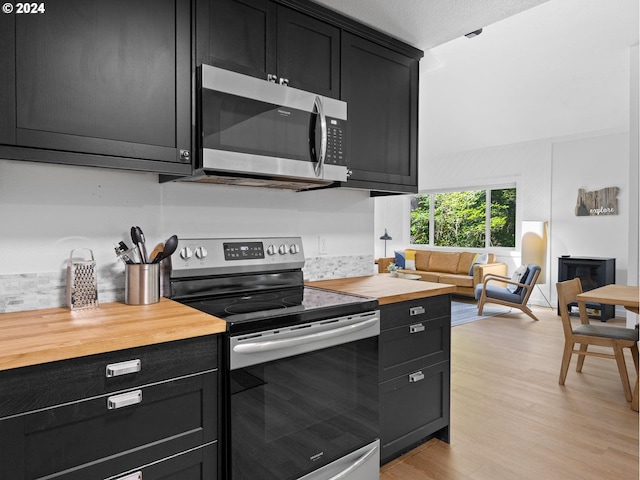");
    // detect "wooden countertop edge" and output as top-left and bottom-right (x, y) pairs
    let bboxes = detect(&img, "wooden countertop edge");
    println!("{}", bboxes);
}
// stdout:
(0, 298), (226, 371)
(306, 275), (456, 305)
